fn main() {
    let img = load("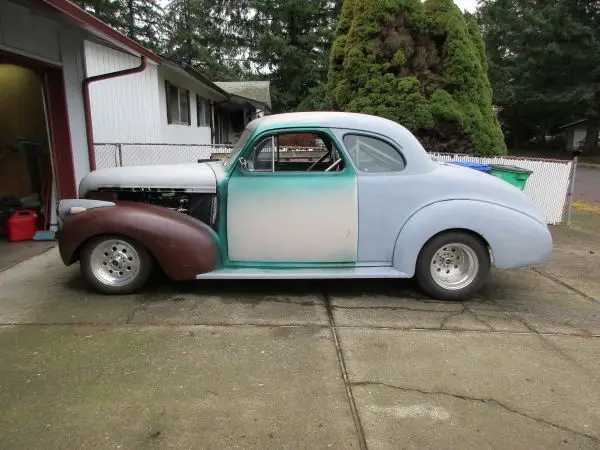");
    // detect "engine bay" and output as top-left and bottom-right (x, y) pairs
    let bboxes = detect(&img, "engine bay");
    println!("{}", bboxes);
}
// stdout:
(88, 189), (218, 230)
